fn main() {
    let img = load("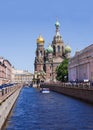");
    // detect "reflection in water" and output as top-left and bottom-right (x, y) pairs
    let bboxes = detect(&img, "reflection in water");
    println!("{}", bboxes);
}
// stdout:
(5, 87), (93, 130)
